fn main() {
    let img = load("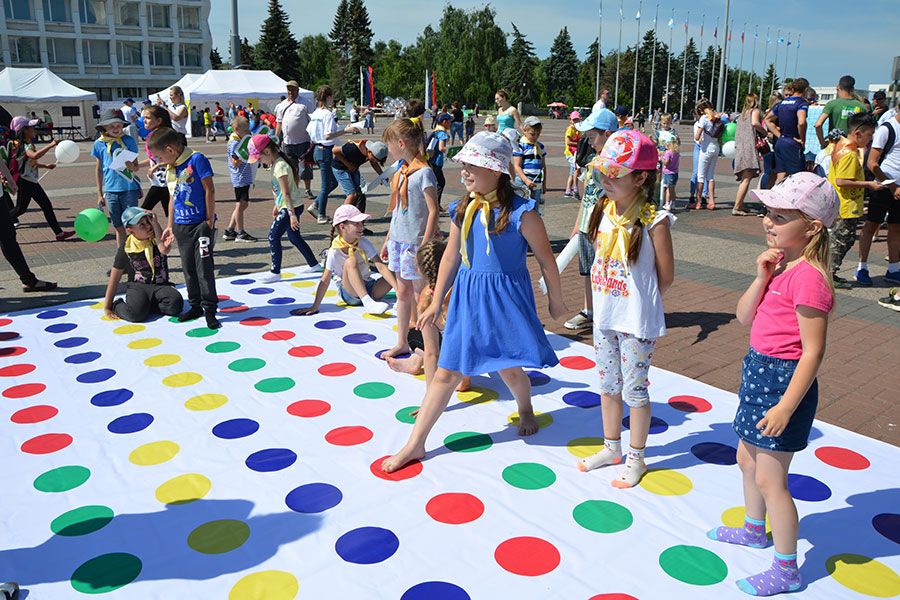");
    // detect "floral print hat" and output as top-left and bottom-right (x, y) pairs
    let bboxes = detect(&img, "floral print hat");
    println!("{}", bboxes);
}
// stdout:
(595, 129), (659, 178)
(452, 131), (512, 174)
